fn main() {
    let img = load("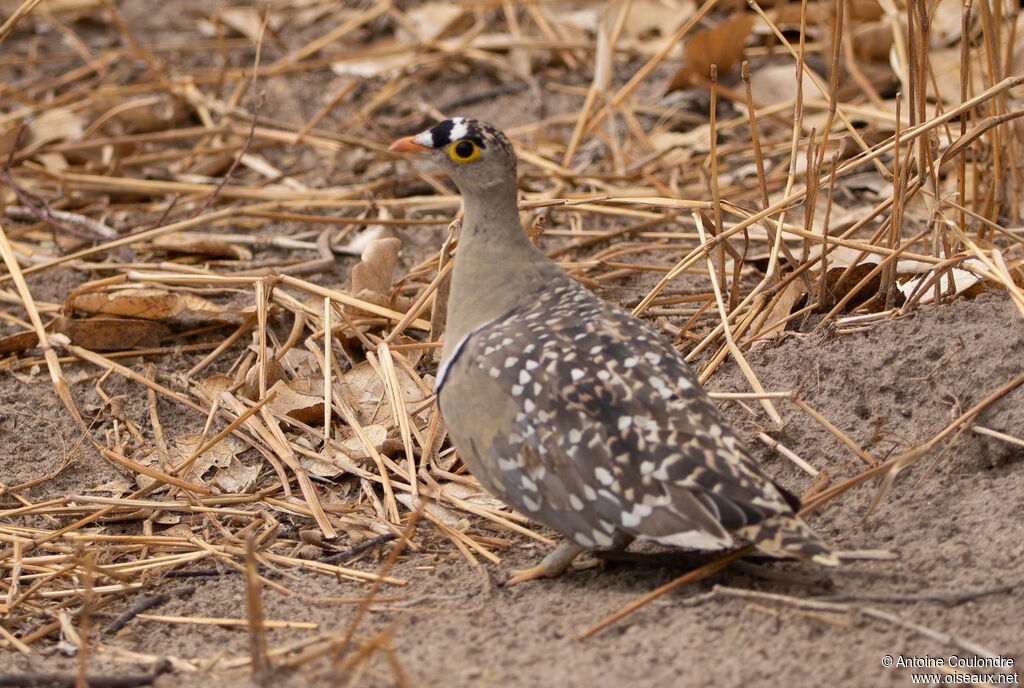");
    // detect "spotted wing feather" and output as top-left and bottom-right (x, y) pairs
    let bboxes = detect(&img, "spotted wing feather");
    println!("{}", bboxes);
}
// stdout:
(438, 282), (806, 554)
